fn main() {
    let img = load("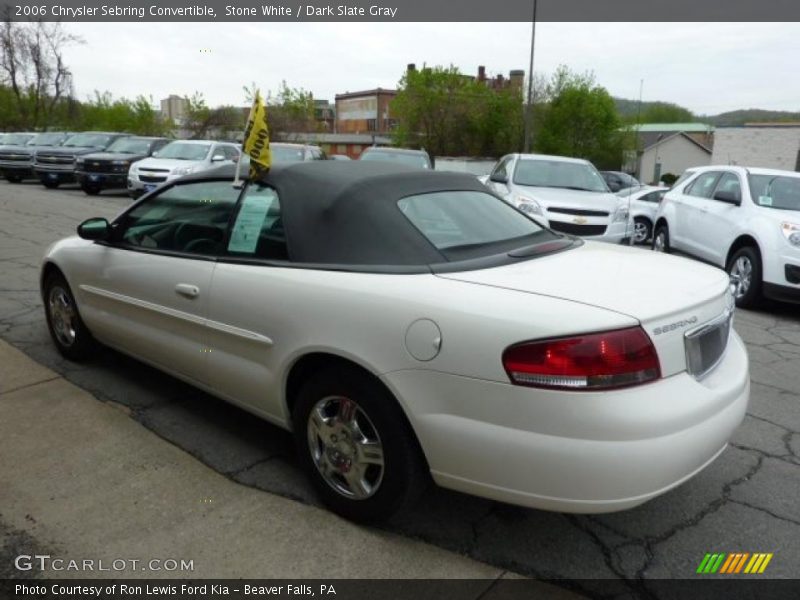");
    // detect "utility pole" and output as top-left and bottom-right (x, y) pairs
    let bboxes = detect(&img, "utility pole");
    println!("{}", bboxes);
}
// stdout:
(522, 0), (537, 153)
